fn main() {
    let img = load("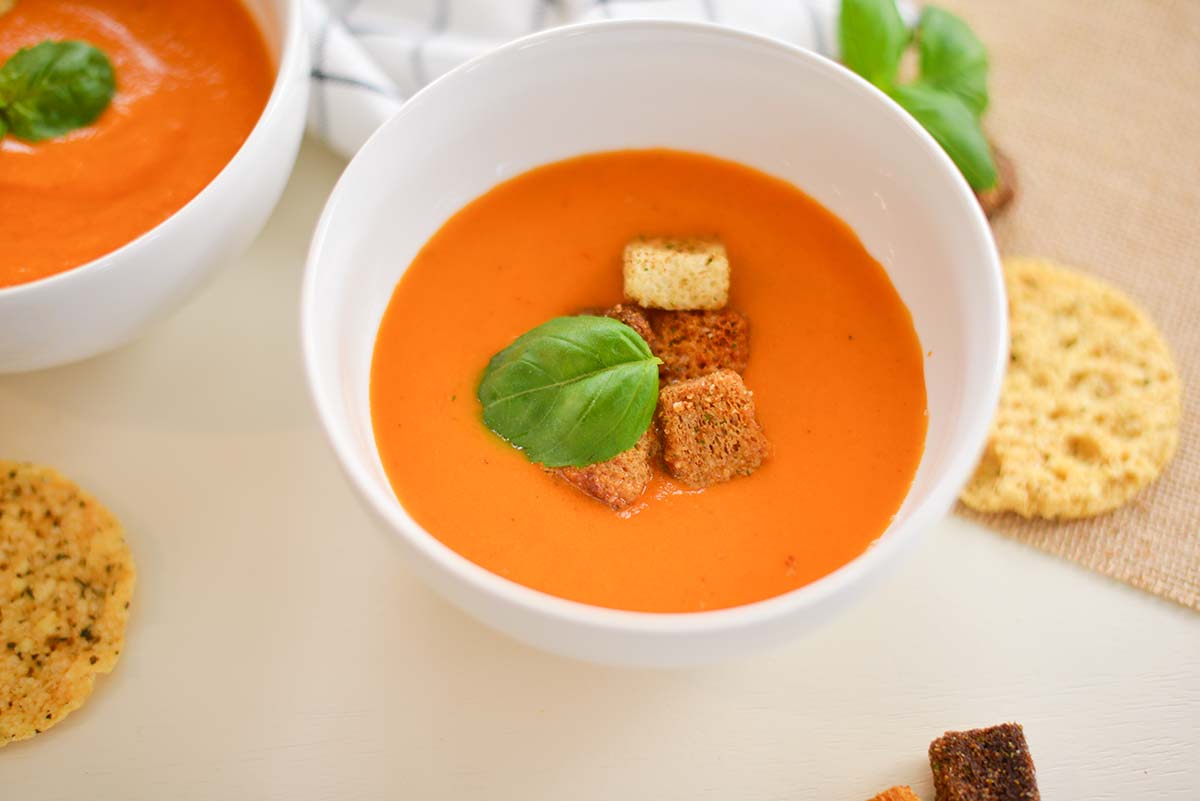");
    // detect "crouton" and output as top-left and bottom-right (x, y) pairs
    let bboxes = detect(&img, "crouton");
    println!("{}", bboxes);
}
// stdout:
(929, 723), (1040, 801)
(550, 429), (658, 510)
(867, 787), (922, 801)
(623, 237), (729, 310)
(651, 308), (749, 382)
(975, 145), (1017, 219)
(600, 304), (654, 345)
(656, 369), (769, 487)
